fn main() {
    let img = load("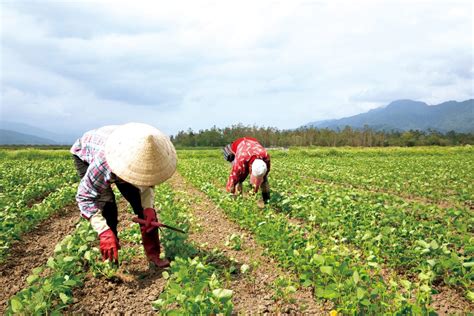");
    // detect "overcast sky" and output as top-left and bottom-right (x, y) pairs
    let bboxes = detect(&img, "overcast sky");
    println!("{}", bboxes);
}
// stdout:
(1, 0), (473, 136)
